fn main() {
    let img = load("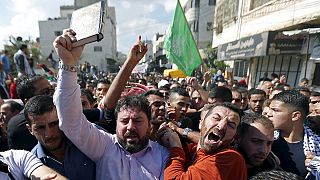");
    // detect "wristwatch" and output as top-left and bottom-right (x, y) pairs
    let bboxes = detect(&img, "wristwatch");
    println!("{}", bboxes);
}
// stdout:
(182, 128), (192, 138)
(58, 61), (79, 72)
